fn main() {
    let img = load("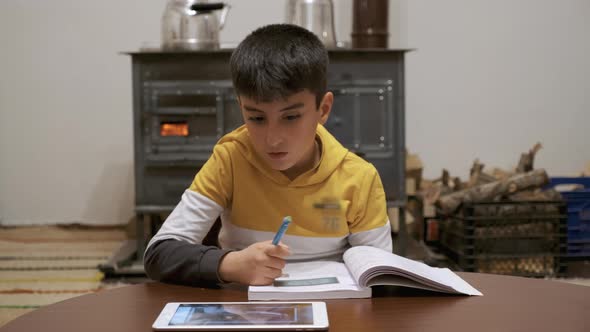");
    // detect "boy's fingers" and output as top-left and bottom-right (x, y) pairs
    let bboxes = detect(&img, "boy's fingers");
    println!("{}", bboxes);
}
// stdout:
(260, 277), (275, 286)
(264, 244), (290, 258)
(262, 265), (284, 279)
(264, 256), (286, 270)
(253, 268), (280, 285)
(259, 240), (289, 250)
